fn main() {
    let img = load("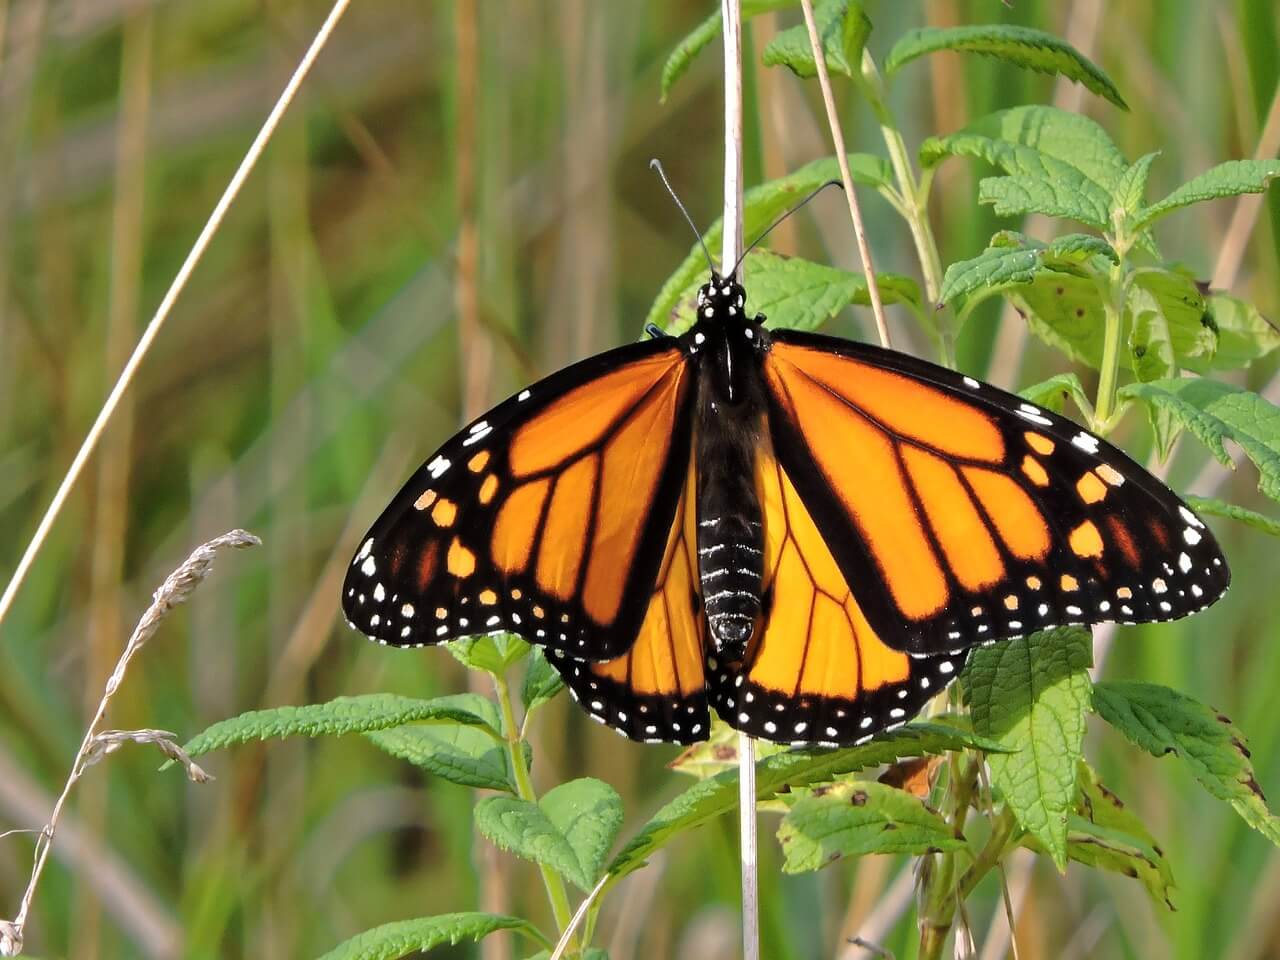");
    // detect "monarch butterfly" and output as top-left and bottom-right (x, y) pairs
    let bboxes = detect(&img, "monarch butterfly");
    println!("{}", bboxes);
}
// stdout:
(342, 261), (1229, 748)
